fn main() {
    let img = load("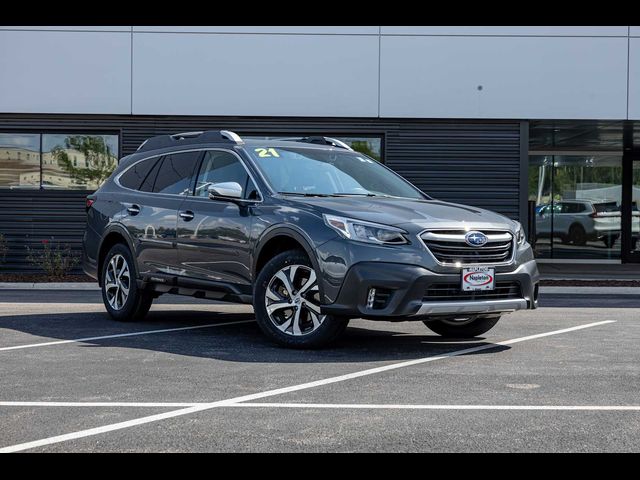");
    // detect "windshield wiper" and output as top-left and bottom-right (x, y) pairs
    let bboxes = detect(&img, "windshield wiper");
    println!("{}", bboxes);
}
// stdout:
(278, 192), (332, 197)
(331, 192), (385, 197)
